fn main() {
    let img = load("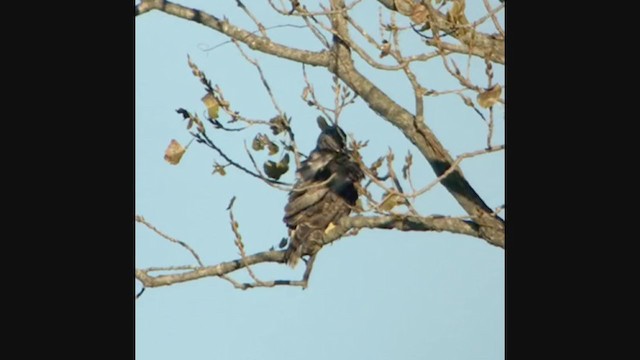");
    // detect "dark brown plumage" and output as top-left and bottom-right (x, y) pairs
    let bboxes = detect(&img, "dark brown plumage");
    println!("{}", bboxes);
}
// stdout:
(283, 118), (363, 267)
